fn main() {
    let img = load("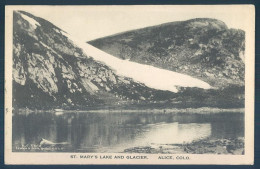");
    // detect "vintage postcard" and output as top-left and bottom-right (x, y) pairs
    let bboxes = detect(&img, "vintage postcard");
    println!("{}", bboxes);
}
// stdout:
(5, 5), (255, 165)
